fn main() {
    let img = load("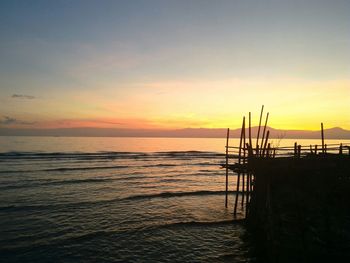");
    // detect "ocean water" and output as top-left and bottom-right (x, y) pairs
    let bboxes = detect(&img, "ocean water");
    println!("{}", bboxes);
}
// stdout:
(0, 136), (348, 262)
